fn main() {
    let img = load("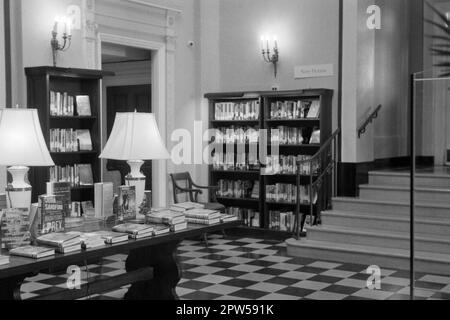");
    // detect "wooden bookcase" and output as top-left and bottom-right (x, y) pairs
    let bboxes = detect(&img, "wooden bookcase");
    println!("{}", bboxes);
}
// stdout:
(206, 89), (333, 236)
(25, 67), (114, 203)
